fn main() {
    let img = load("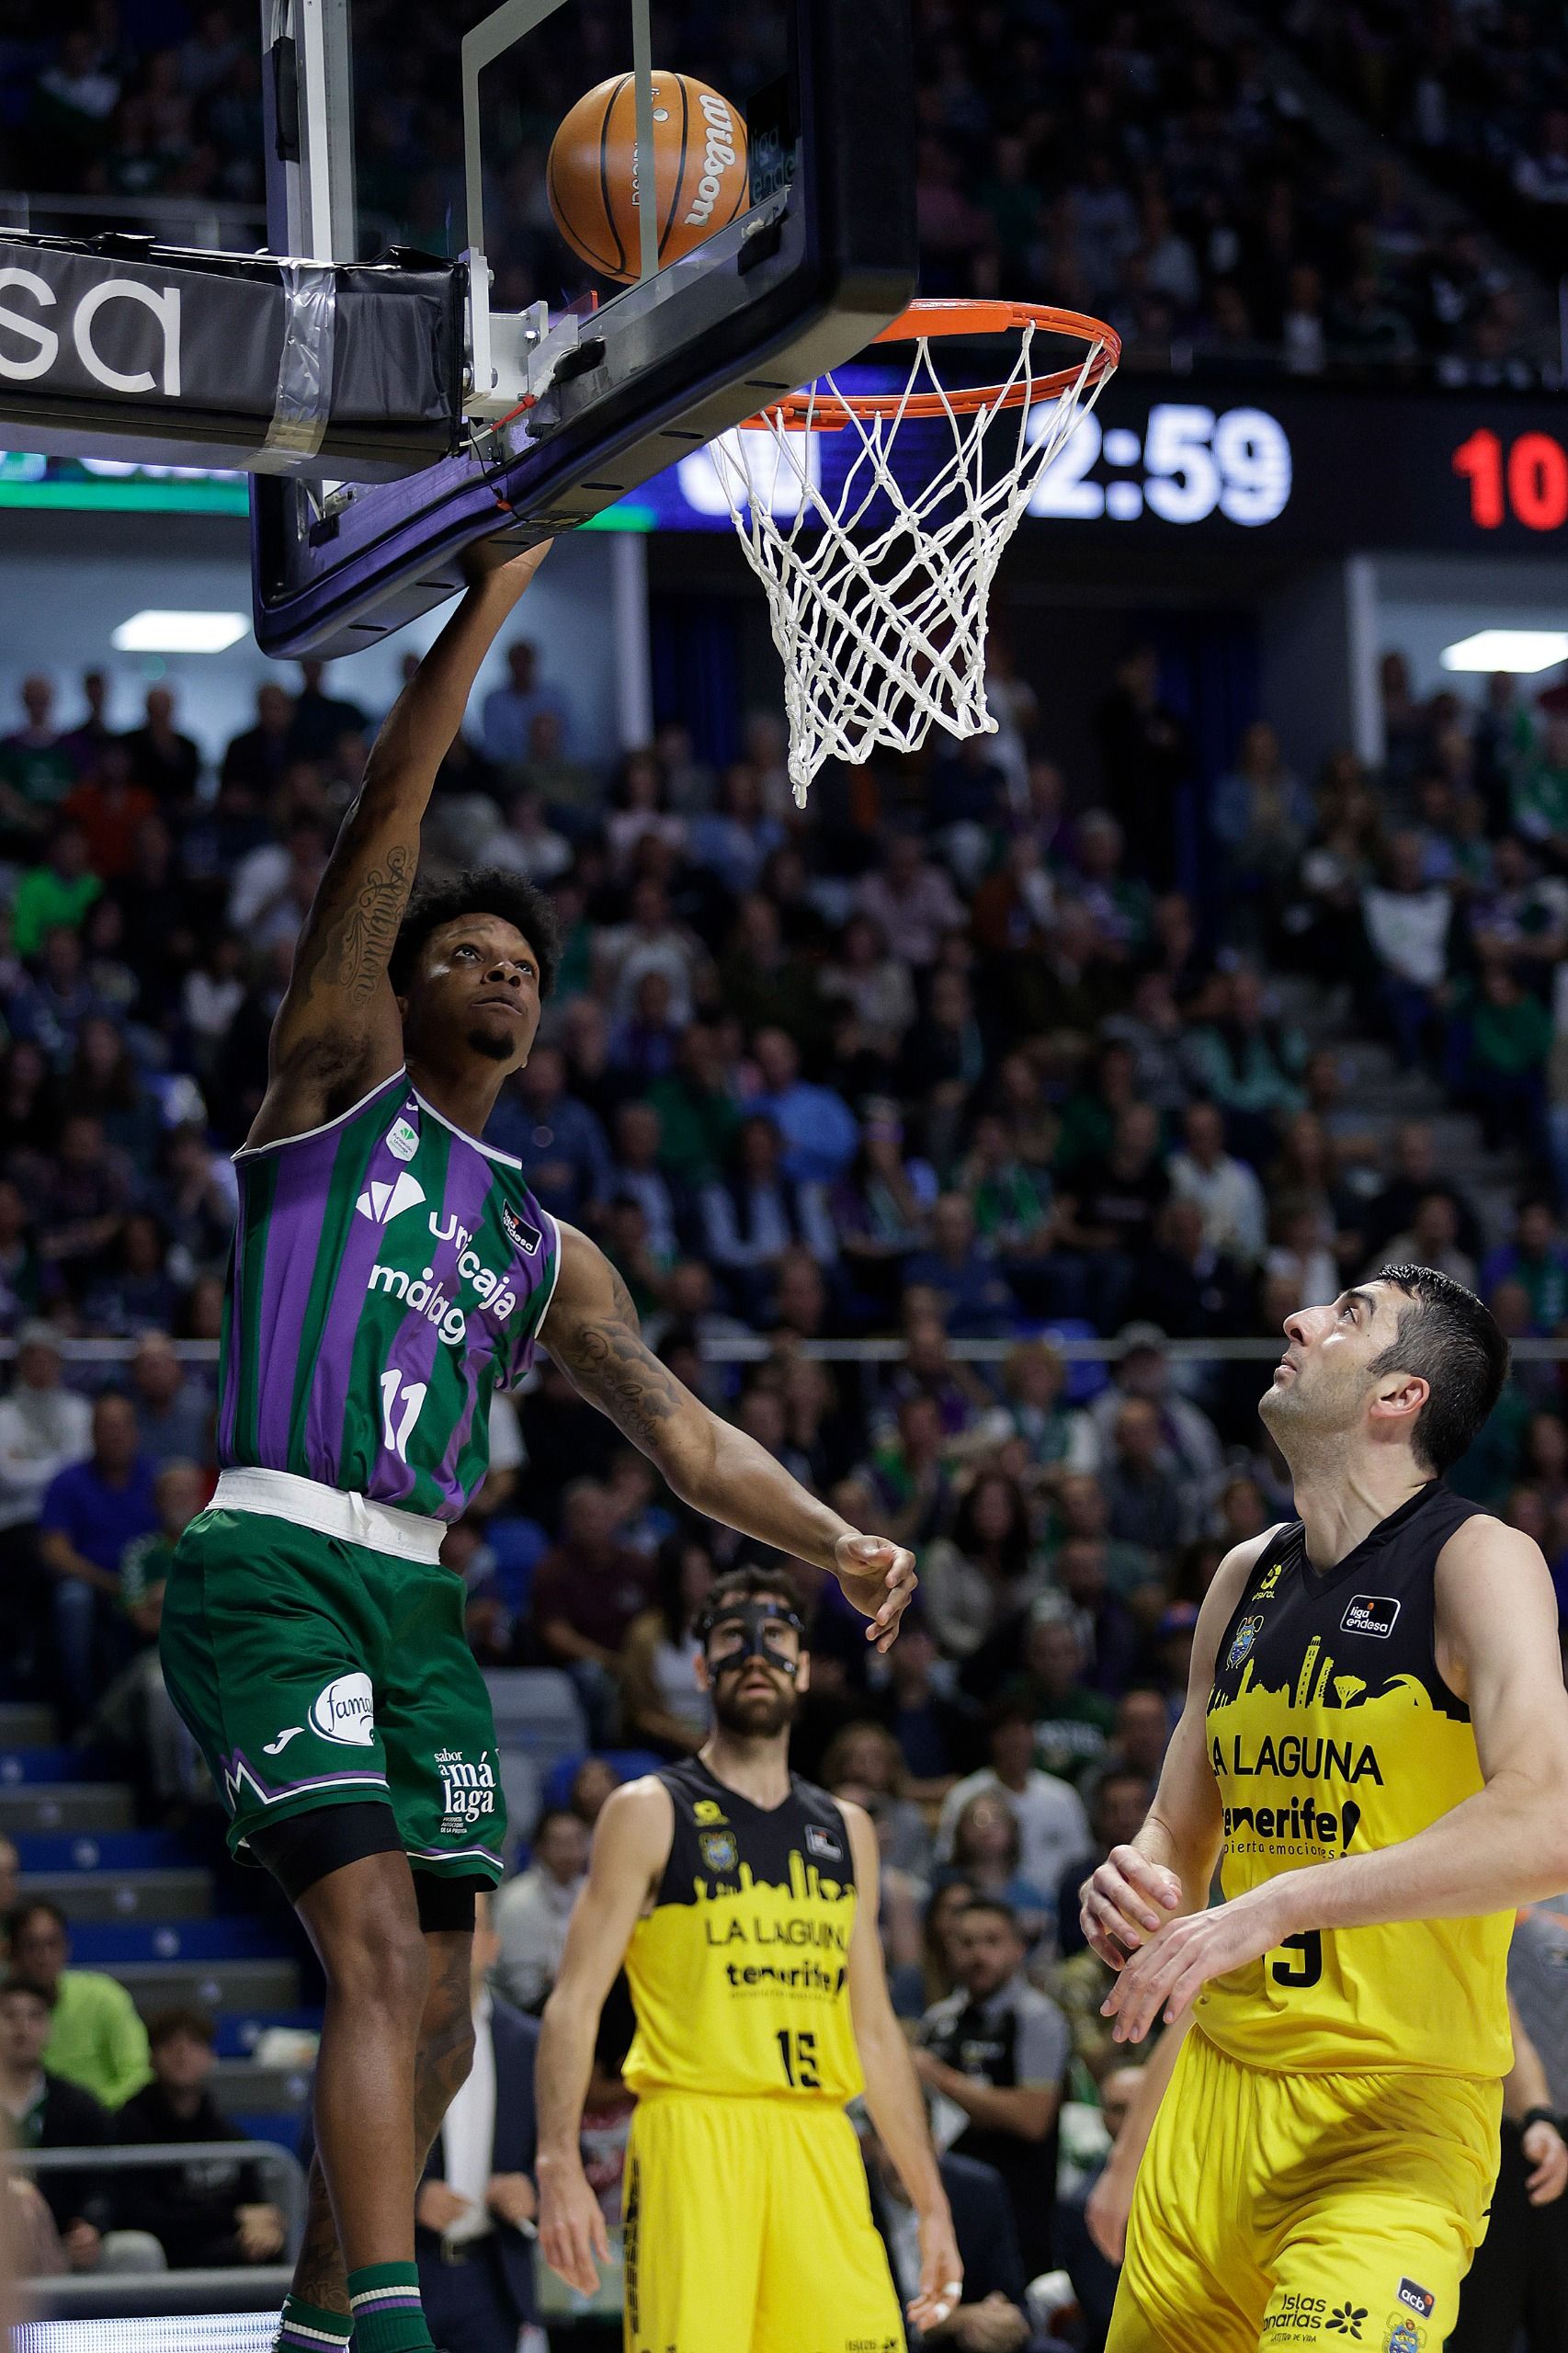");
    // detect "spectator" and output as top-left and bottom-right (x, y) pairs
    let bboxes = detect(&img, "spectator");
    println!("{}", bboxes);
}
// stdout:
(748, 1028), (859, 1186)
(856, 833), (965, 969)
(699, 1116), (836, 1307)
(481, 641), (571, 769)
(219, 683), (294, 798)
(114, 2008), (284, 2267)
(935, 1700), (1090, 1896)
(644, 1021), (741, 1191)
(0, 1323), (92, 1580)
(11, 825), (102, 960)
(1096, 646), (1190, 887)
(1055, 1768), (1153, 1959)
(1181, 968), (1307, 1157)
(902, 1193), (1018, 1338)
(37, 1392), (159, 1717)
(285, 660), (368, 765)
(1377, 1191), (1480, 1292)
(0, 1978), (163, 2276)
(62, 745), (156, 881)
(1167, 1101), (1268, 1267)
(91, 1460), (207, 1813)
(618, 1534), (716, 1757)
(916, 1898), (1071, 2276)
(996, 1603), (1116, 1788)
(416, 1893), (540, 2353)
(921, 1473), (1046, 1664)
(126, 1335), (212, 1467)
(528, 1481), (656, 1740)
(1361, 831), (1453, 1067)
(491, 1809), (590, 2014)
(119, 687), (202, 815)
(997, 1342), (1099, 1484)
(6, 1902), (150, 2109)
(0, 677), (75, 836)
(867, 1611), (978, 1799)
(1085, 1326), (1223, 1513)
(487, 1046), (611, 1223)
(1361, 1120), (1483, 1271)
(859, 2109), (1030, 2353)
(1101, 1401), (1188, 1571)
(946, 1788), (1056, 1957)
